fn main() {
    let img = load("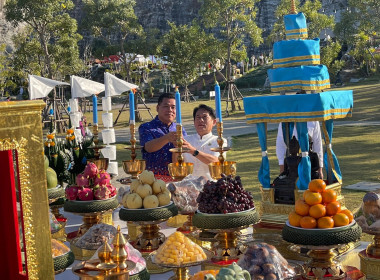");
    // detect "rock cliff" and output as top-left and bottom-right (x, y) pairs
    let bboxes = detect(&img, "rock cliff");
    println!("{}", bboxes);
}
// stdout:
(0, 0), (348, 53)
